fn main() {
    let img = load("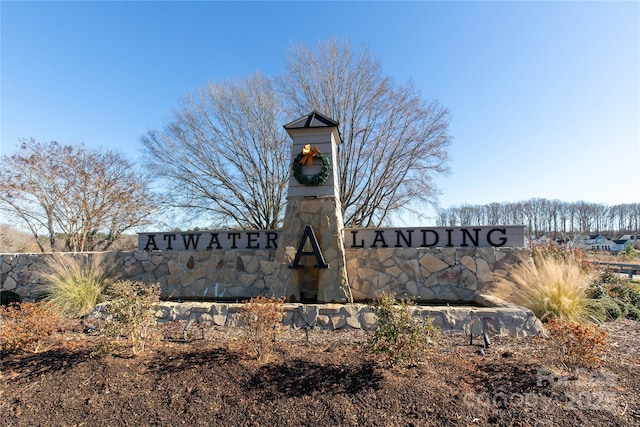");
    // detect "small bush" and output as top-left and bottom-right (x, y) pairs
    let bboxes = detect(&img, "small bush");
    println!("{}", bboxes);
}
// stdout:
(607, 282), (640, 308)
(586, 297), (623, 322)
(240, 295), (286, 360)
(368, 292), (439, 367)
(588, 272), (640, 321)
(589, 271), (622, 293)
(0, 302), (61, 354)
(630, 283), (640, 307)
(496, 252), (594, 323)
(625, 305), (640, 321)
(546, 318), (608, 375)
(38, 254), (115, 317)
(101, 281), (160, 354)
(621, 241), (637, 259)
